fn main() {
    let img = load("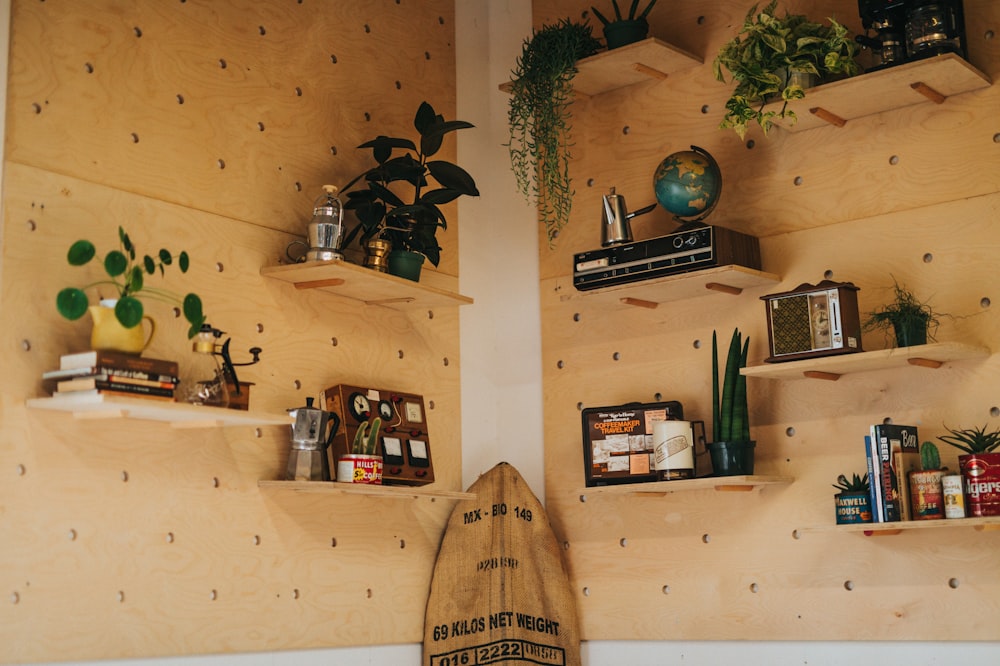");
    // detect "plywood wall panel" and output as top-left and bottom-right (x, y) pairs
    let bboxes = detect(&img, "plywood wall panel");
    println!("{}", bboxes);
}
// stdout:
(538, 0), (1000, 644)
(0, 1), (465, 660)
